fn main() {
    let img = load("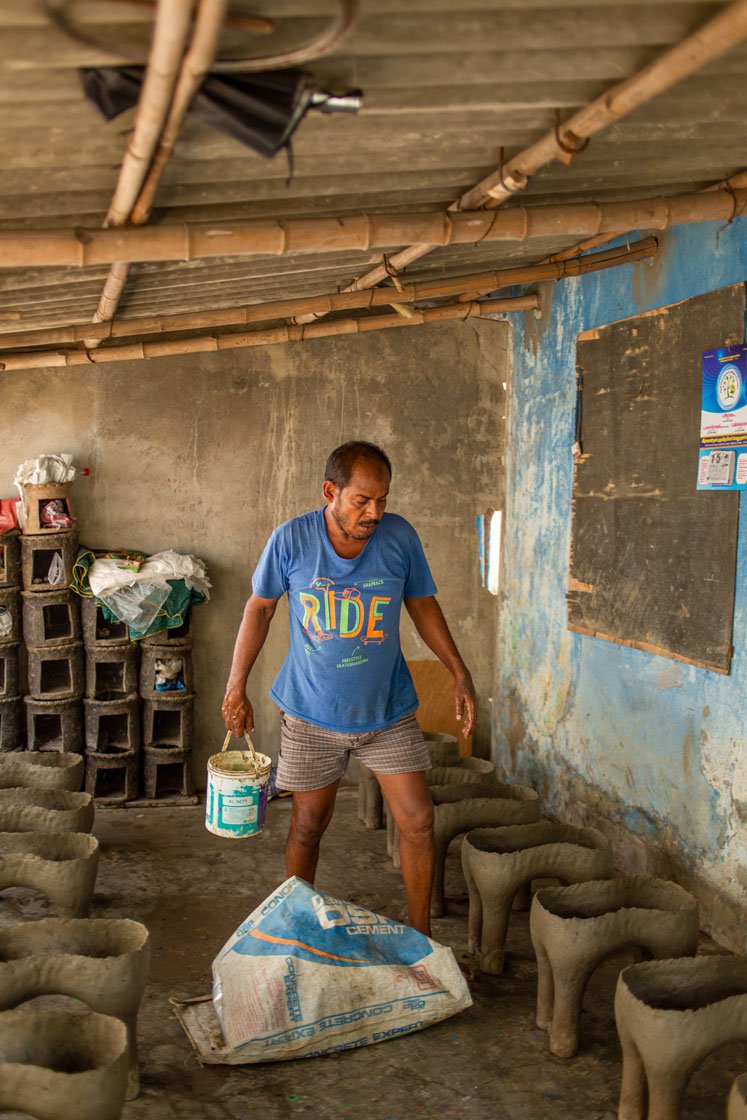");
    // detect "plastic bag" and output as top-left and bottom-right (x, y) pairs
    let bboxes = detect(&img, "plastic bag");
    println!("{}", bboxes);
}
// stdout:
(154, 657), (186, 691)
(0, 607), (11, 639)
(98, 582), (170, 632)
(212, 877), (471, 1064)
(46, 553), (66, 587)
(39, 499), (73, 529)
